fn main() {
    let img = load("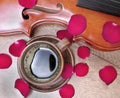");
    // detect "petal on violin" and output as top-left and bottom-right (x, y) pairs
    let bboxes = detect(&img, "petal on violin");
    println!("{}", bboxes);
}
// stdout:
(77, 46), (90, 59)
(59, 84), (75, 98)
(61, 63), (73, 79)
(74, 63), (89, 77)
(18, 0), (38, 8)
(57, 30), (73, 42)
(99, 66), (117, 85)
(9, 39), (27, 57)
(68, 14), (87, 36)
(15, 78), (31, 97)
(102, 21), (120, 44)
(0, 54), (12, 69)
